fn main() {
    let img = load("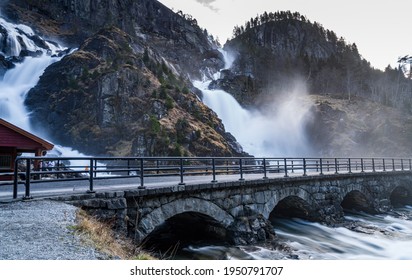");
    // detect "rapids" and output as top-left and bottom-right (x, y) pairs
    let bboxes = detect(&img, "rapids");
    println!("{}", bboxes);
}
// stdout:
(179, 208), (412, 260)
